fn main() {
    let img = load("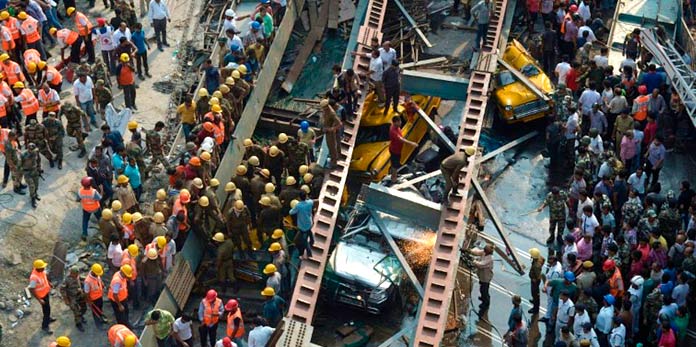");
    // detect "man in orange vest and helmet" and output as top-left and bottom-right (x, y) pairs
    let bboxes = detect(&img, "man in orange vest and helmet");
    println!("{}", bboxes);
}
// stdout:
(0, 54), (25, 87)
(225, 299), (245, 344)
(12, 81), (39, 124)
(84, 263), (108, 328)
(198, 289), (224, 347)
(17, 11), (47, 60)
(50, 27), (83, 64)
(29, 259), (55, 334)
(108, 324), (141, 347)
(37, 60), (63, 92)
(109, 264), (134, 326)
(632, 85), (650, 124)
(79, 176), (103, 241)
(66, 7), (95, 63)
